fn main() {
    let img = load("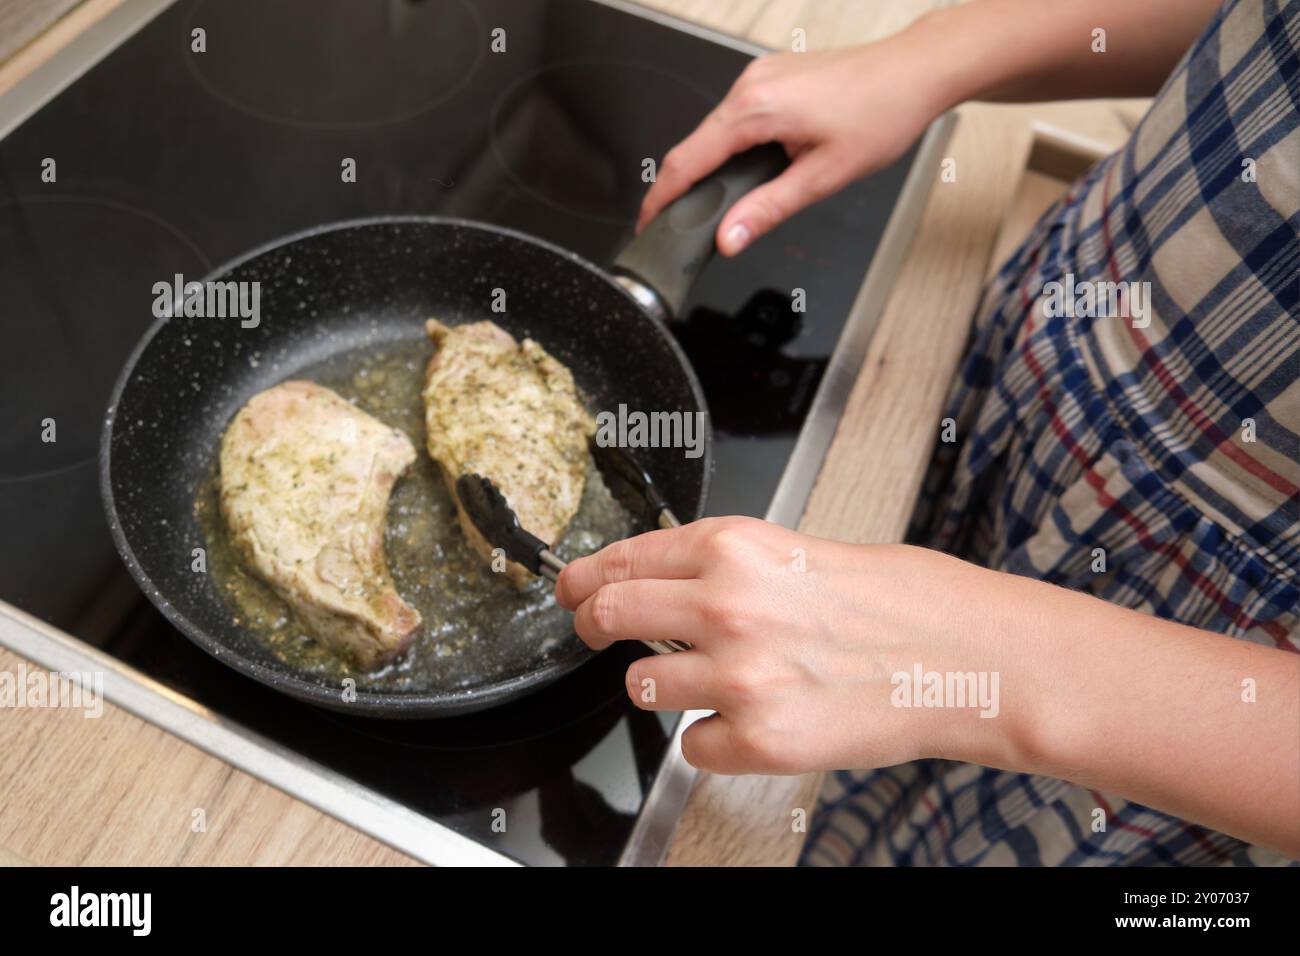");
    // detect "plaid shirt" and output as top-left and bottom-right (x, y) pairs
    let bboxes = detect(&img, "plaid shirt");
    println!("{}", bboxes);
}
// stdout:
(804, 0), (1298, 866)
